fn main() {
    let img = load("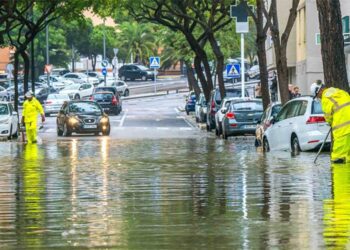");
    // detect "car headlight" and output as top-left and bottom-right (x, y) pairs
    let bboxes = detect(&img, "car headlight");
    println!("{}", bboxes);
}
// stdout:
(100, 117), (109, 124)
(69, 117), (79, 125)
